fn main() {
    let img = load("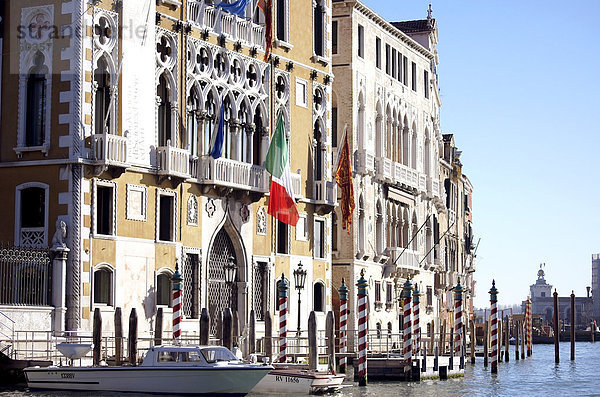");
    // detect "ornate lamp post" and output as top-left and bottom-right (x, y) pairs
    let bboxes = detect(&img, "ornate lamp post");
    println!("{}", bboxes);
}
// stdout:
(224, 255), (237, 285)
(293, 261), (307, 335)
